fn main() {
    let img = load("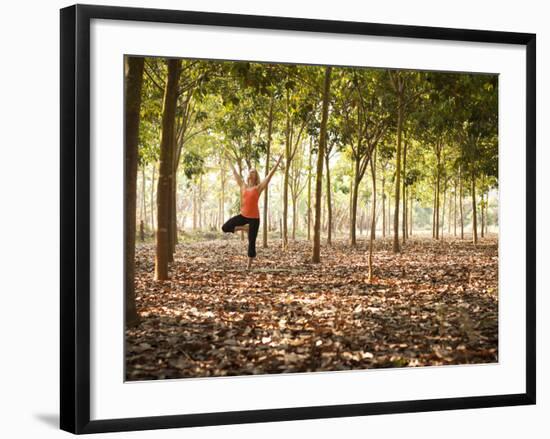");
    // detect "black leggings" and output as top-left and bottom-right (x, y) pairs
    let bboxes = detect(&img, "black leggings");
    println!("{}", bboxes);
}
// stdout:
(222, 214), (260, 258)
